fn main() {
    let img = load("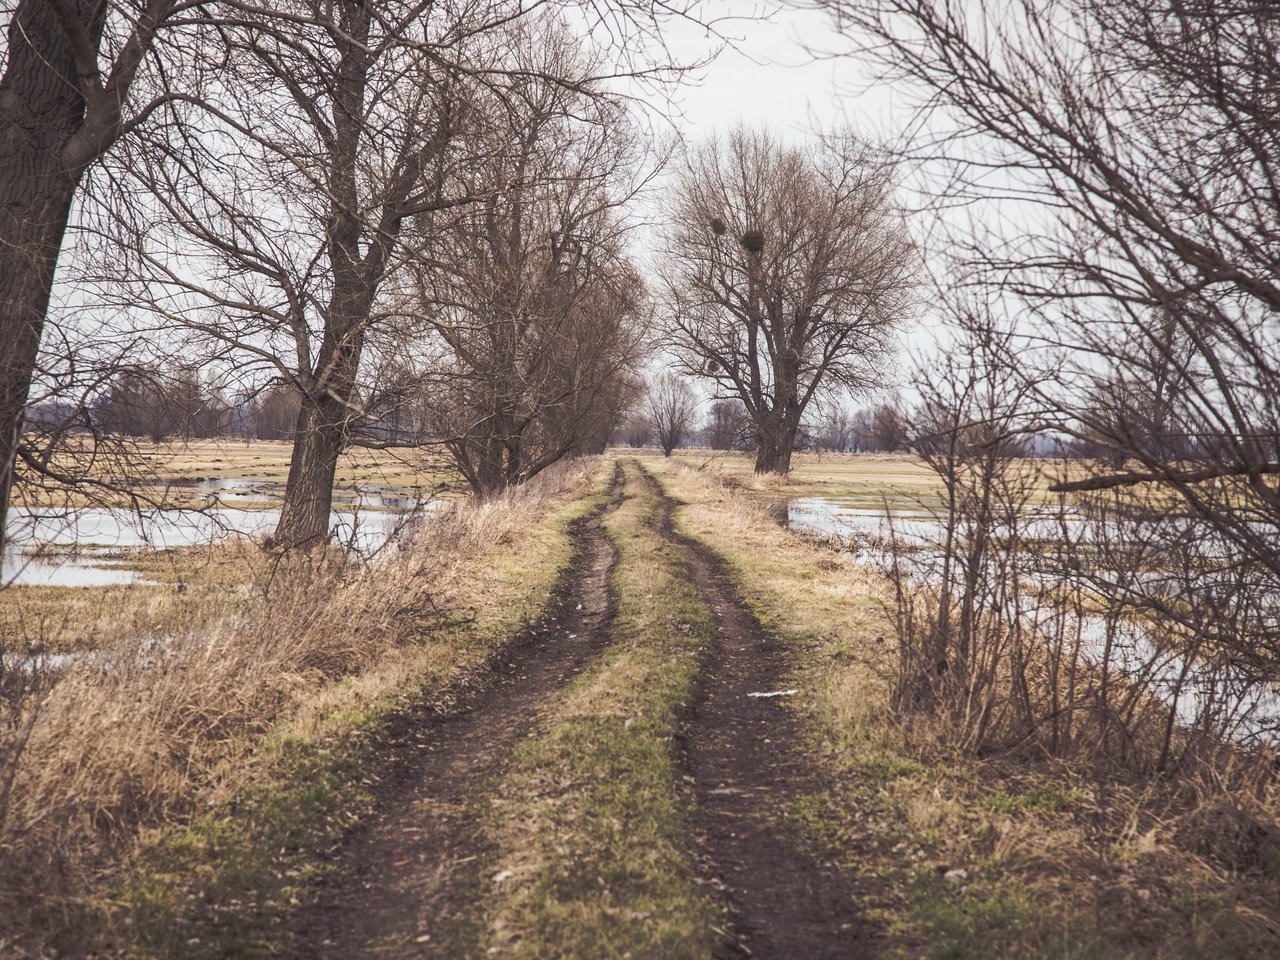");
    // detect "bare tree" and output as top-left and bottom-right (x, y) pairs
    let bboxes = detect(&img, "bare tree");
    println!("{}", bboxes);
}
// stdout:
(893, 312), (1041, 732)
(647, 371), (697, 456)
(813, 403), (856, 453)
(92, 363), (226, 441)
(243, 383), (302, 442)
(850, 400), (907, 453)
(407, 21), (650, 495)
(817, 0), (1280, 676)
(704, 397), (752, 450)
(620, 415), (654, 448)
(0, 0), (203, 550)
(658, 126), (916, 474)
